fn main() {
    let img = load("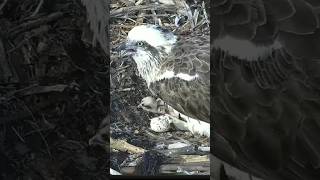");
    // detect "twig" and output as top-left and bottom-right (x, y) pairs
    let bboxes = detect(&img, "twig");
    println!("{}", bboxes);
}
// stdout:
(31, 0), (44, 17)
(17, 98), (53, 158)
(0, 38), (13, 82)
(166, 155), (209, 164)
(110, 4), (177, 18)
(110, 137), (145, 154)
(123, 14), (172, 18)
(11, 127), (26, 143)
(8, 25), (49, 53)
(0, 110), (31, 125)
(158, 146), (207, 156)
(160, 163), (210, 172)
(26, 120), (52, 158)
(0, 0), (7, 11)
(5, 84), (68, 98)
(9, 12), (63, 38)
(120, 161), (210, 175)
(116, 88), (134, 92)
(202, 1), (209, 25)
(4, 84), (38, 98)
(115, 65), (131, 71)
(135, 0), (144, 6)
